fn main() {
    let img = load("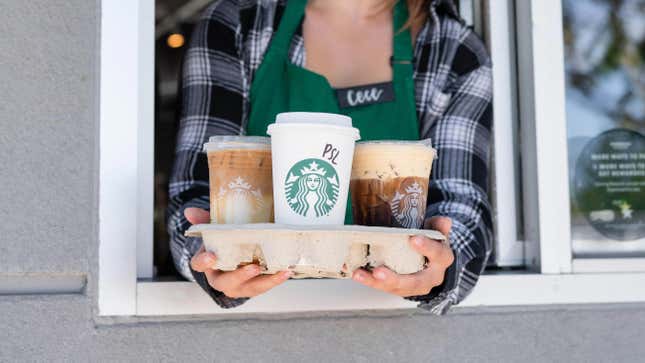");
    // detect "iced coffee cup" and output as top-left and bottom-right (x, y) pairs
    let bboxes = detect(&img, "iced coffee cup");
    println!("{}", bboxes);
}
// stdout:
(204, 136), (274, 224)
(267, 112), (360, 225)
(350, 139), (436, 229)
